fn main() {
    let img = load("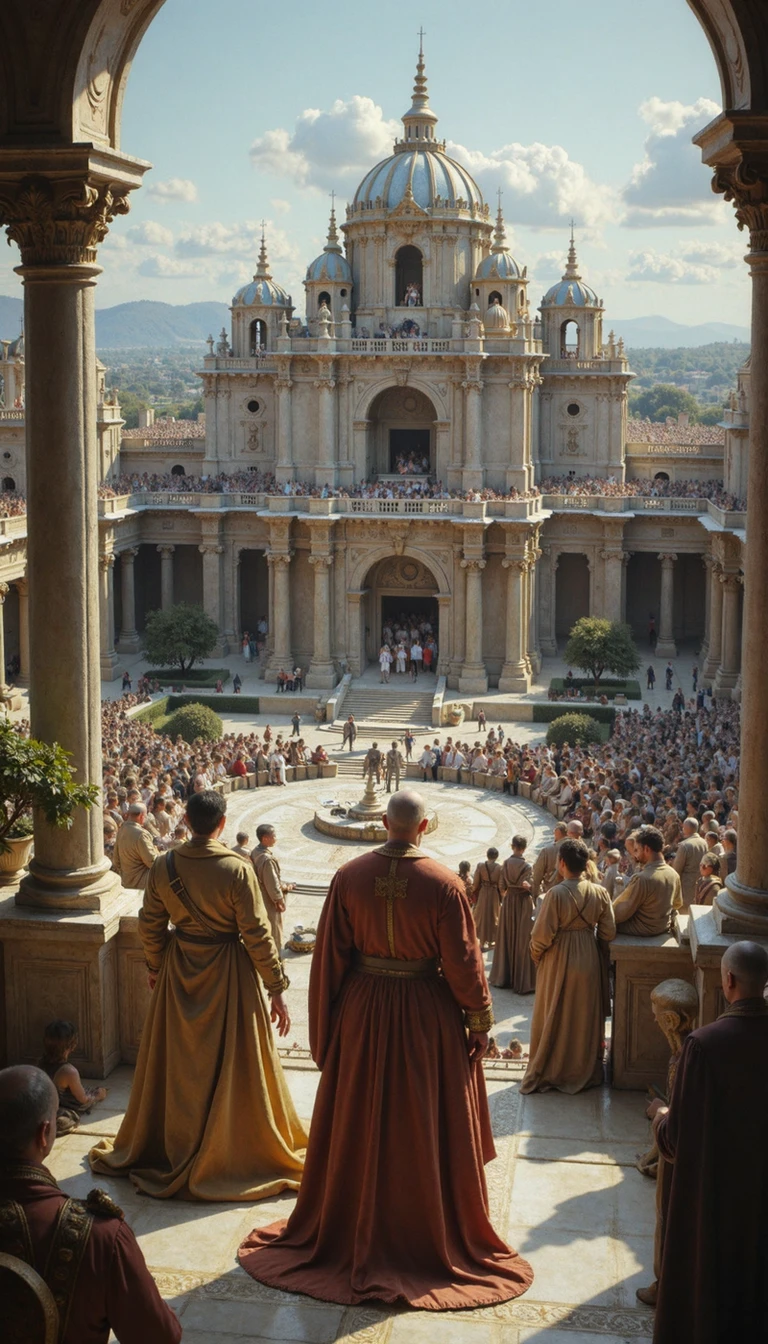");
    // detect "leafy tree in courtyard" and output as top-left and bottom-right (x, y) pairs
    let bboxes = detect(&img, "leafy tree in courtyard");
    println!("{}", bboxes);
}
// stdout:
(564, 617), (640, 694)
(143, 603), (219, 675)
(546, 713), (603, 748)
(630, 384), (701, 423)
(0, 719), (99, 852)
(163, 703), (223, 745)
